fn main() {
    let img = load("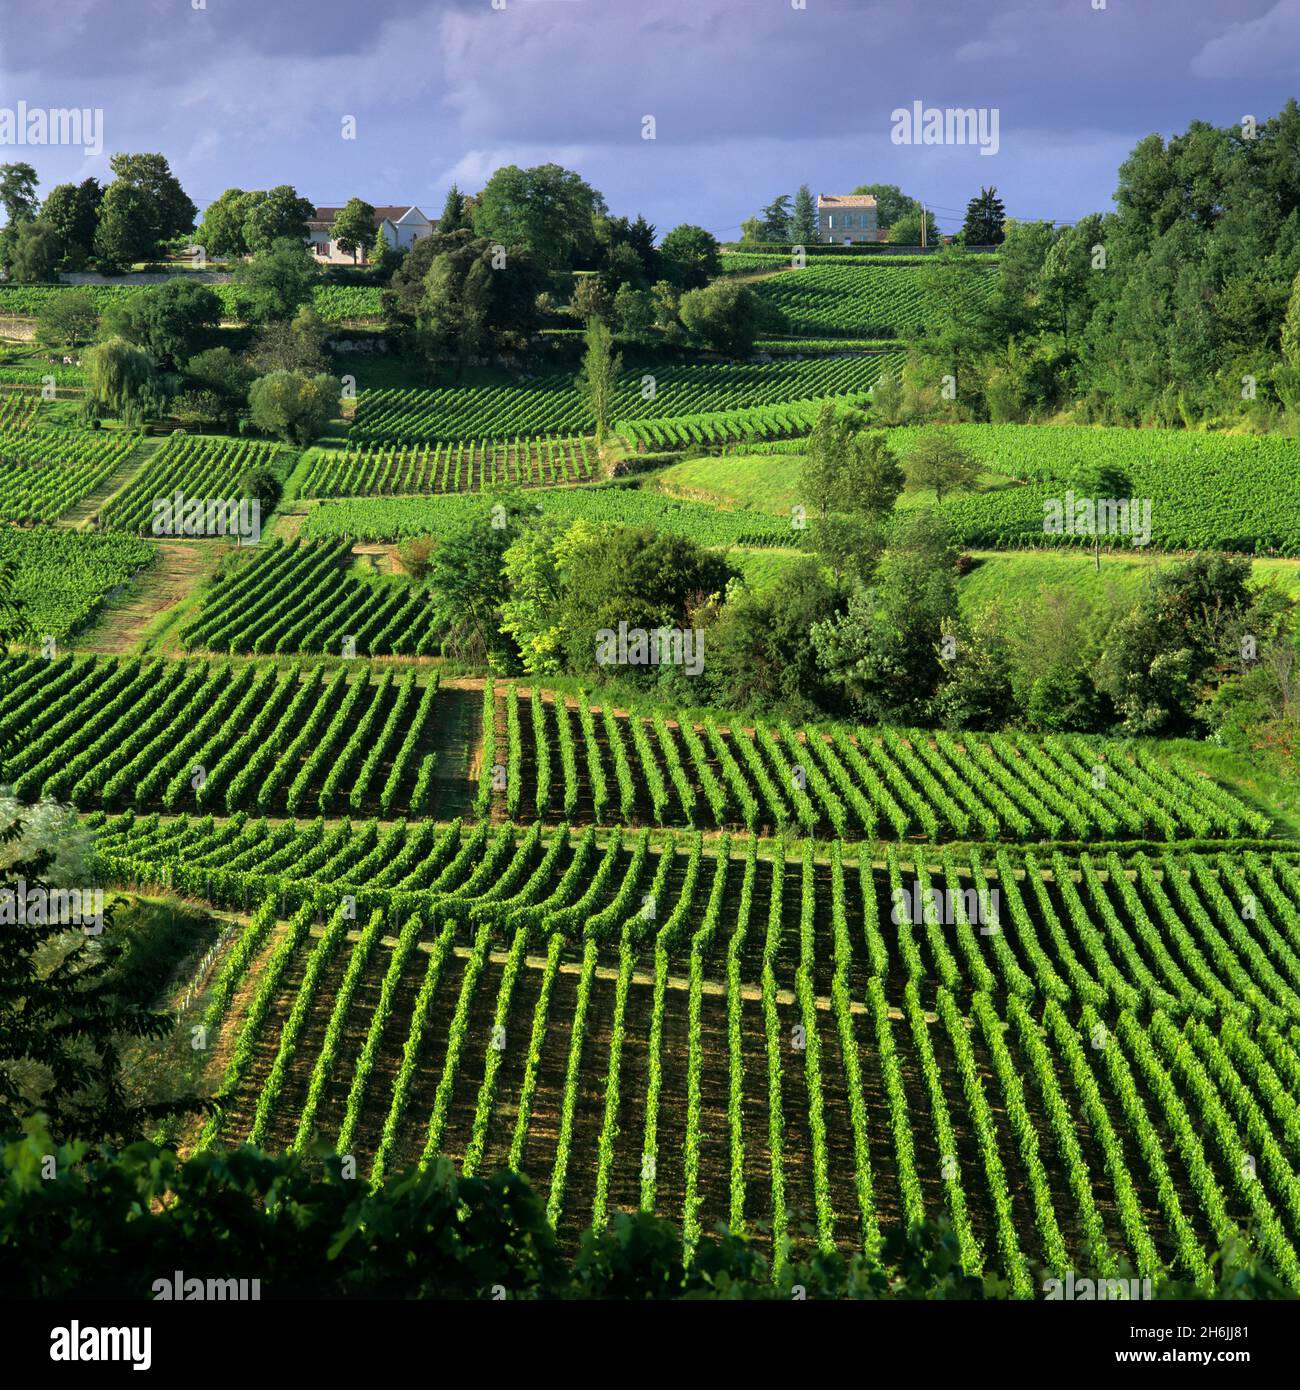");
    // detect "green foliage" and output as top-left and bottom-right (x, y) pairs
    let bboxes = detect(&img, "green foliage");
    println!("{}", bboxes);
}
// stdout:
(657, 223), (721, 290)
(93, 152), (196, 265)
(241, 185), (315, 256)
(472, 163), (606, 271)
(247, 370), (337, 445)
(83, 336), (157, 420)
(903, 426), (982, 502)
(961, 186), (1006, 245)
(231, 236), (320, 324)
(5, 221), (60, 282)
(103, 277), (222, 370)
(34, 288), (98, 348)
(332, 197), (376, 263)
(678, 278), (785, 356)
(576, 315), (620, 444)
